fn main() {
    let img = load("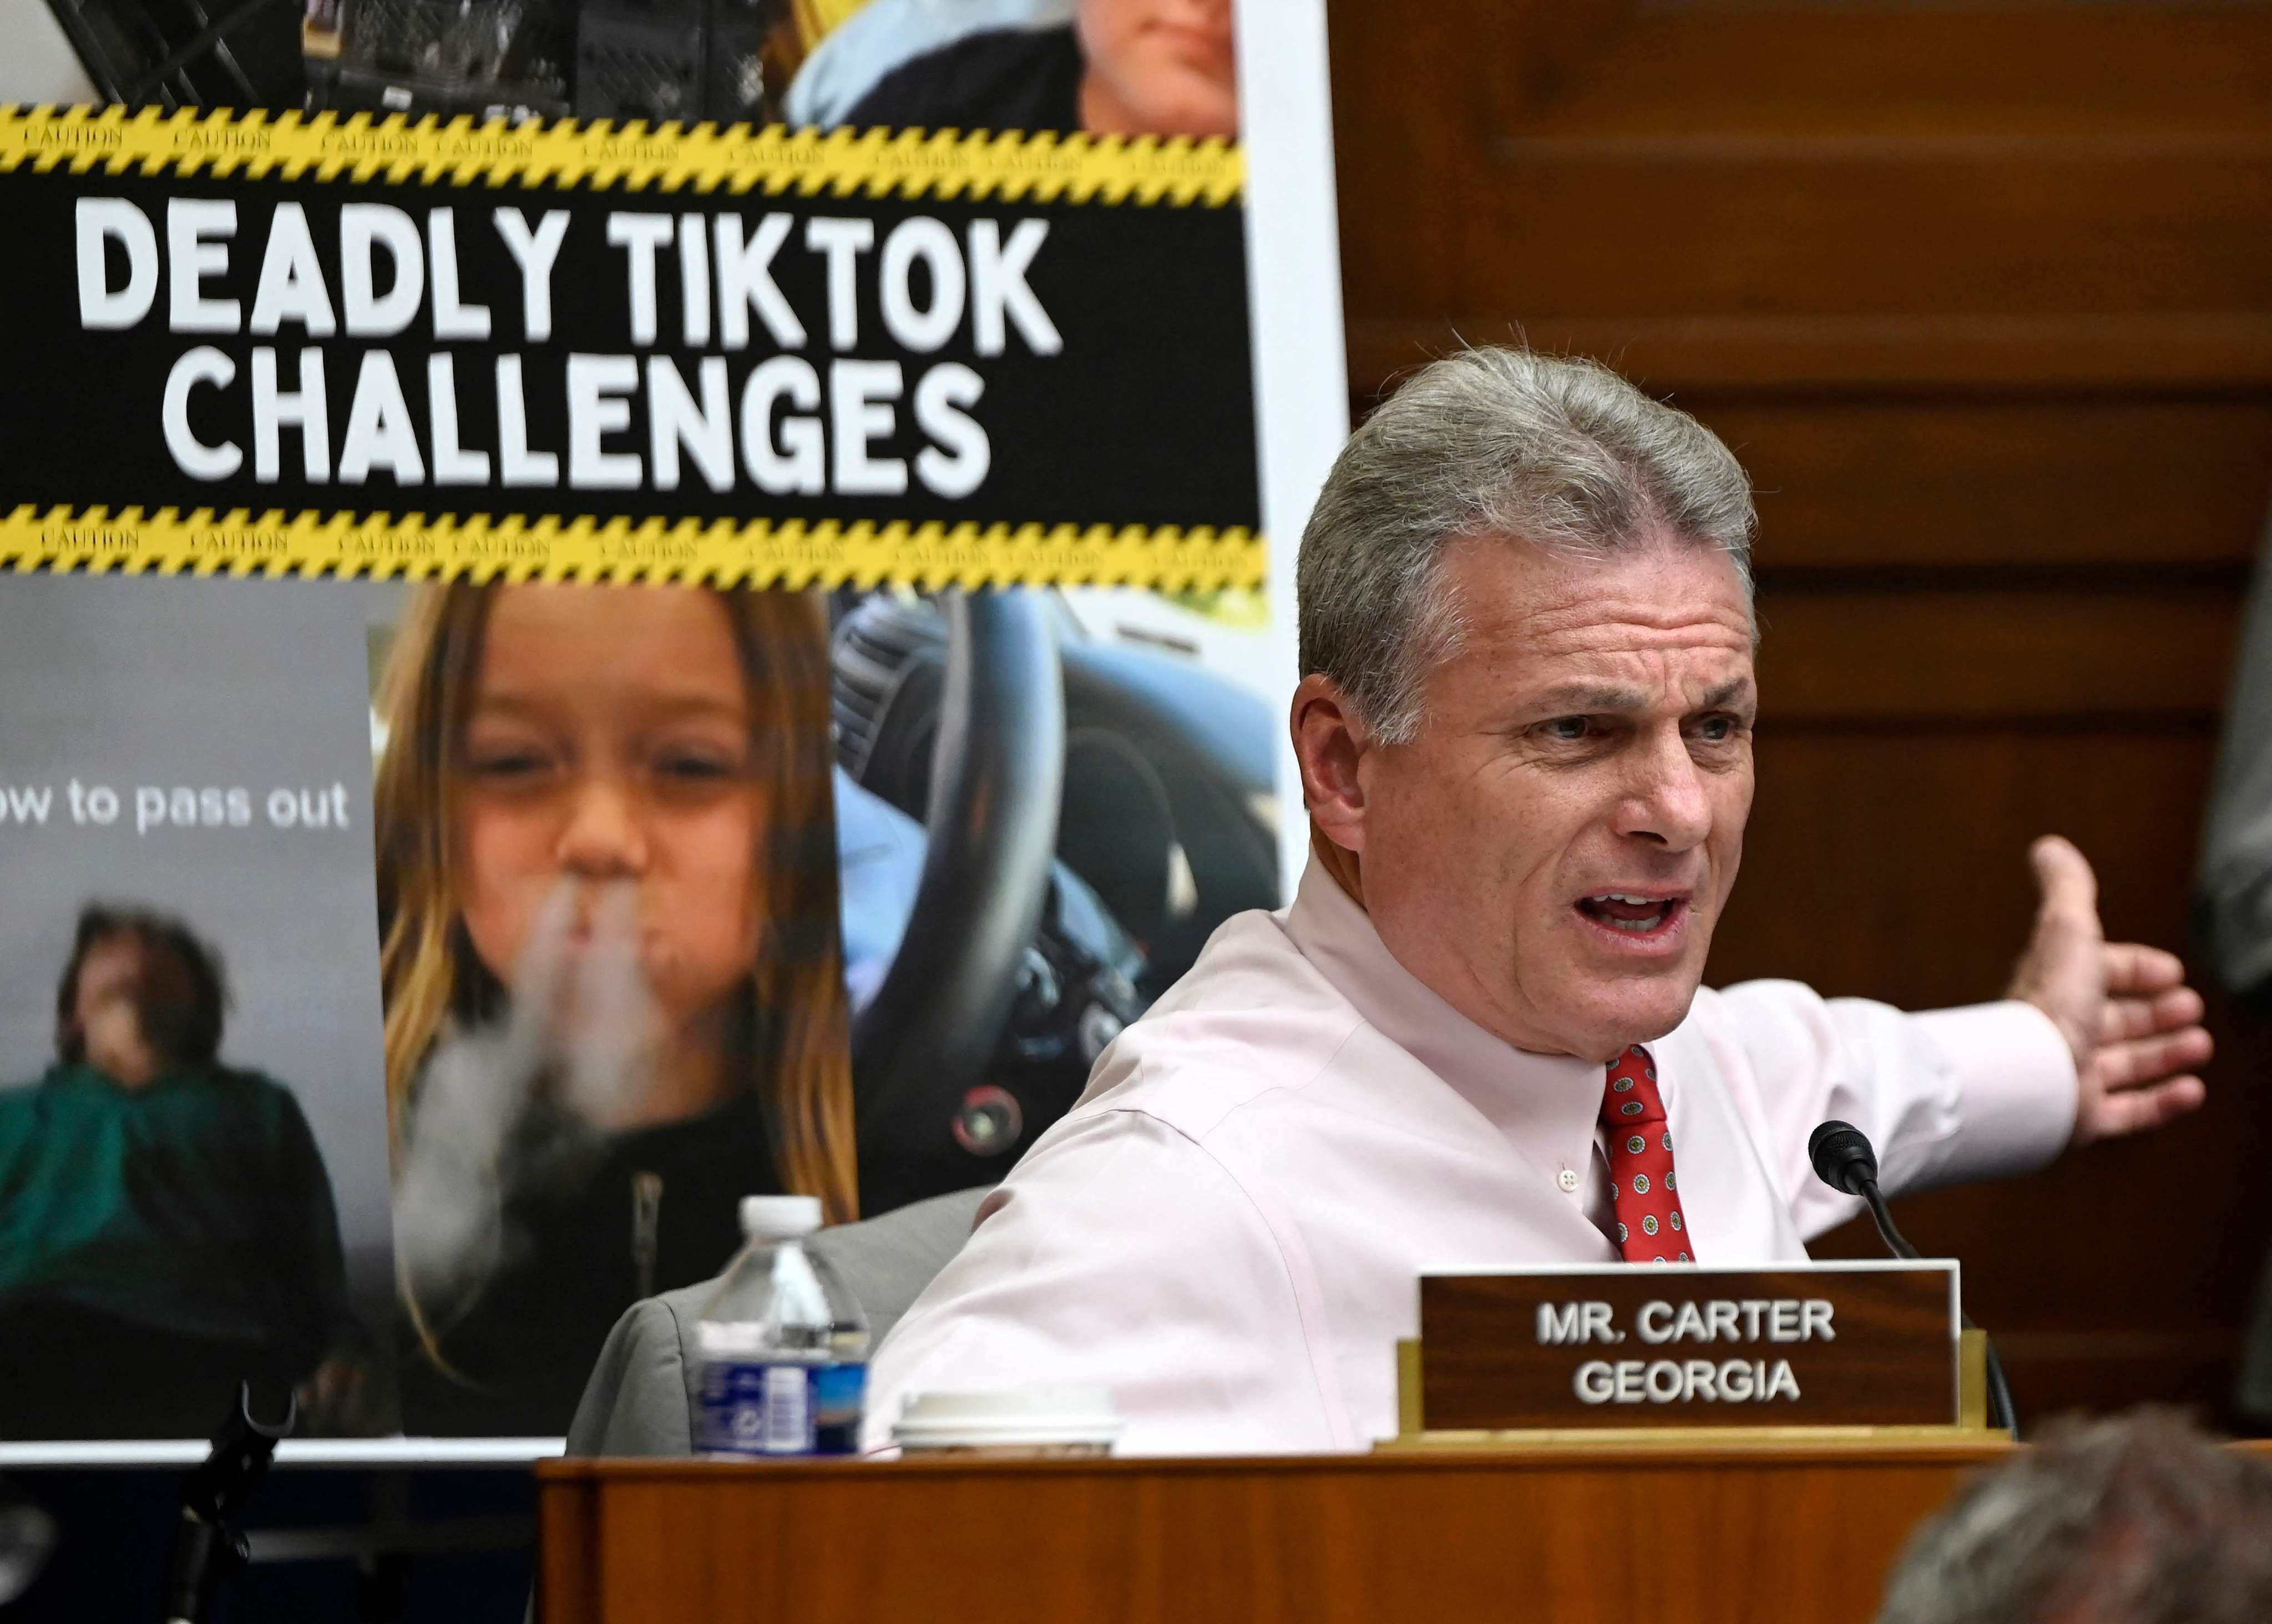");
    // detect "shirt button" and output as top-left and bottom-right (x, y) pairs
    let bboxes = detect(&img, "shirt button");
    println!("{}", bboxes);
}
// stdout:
(1557, 1168), (1580, 1193)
